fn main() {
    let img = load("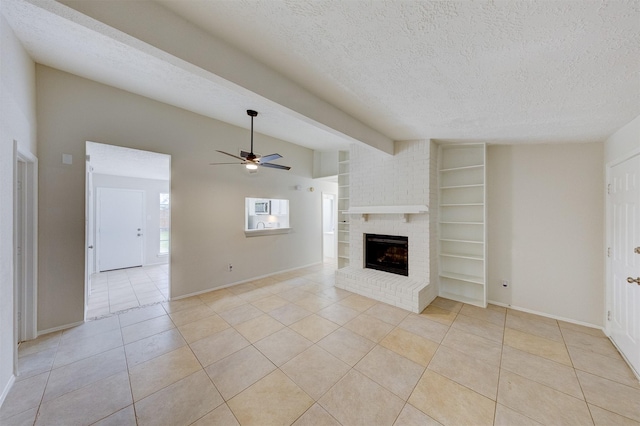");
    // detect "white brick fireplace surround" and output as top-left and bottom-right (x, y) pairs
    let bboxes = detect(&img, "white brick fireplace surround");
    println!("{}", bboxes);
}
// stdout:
(335, 140), (437, 313)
